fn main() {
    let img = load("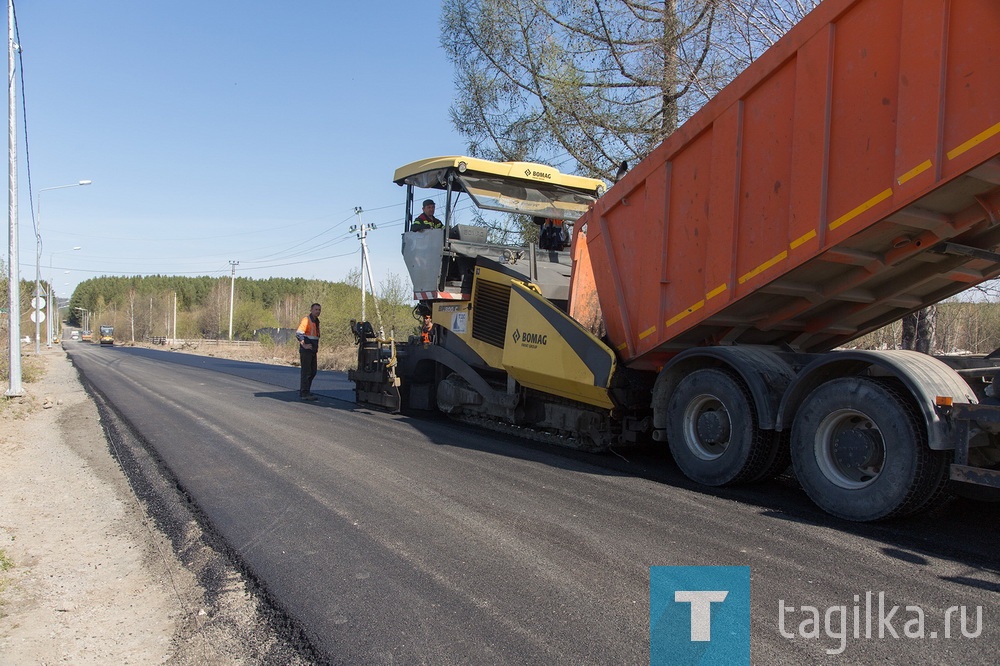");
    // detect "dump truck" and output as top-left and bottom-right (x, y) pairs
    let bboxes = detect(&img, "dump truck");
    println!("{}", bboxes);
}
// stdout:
(351, 0), (1000, 521)
(99, 325), (114, 346)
